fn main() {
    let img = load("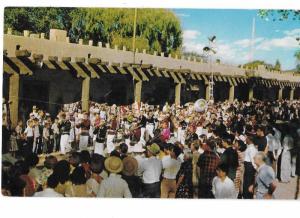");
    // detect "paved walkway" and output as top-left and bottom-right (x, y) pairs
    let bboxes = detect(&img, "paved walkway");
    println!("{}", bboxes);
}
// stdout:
(274, 177), (300, 200)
